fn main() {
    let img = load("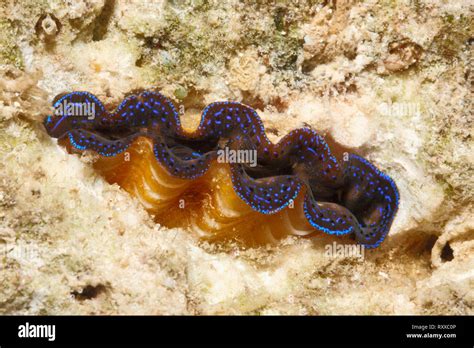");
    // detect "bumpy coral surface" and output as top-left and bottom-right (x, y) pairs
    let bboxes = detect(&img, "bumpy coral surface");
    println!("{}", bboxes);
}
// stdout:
(0, 0), (472, 314)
